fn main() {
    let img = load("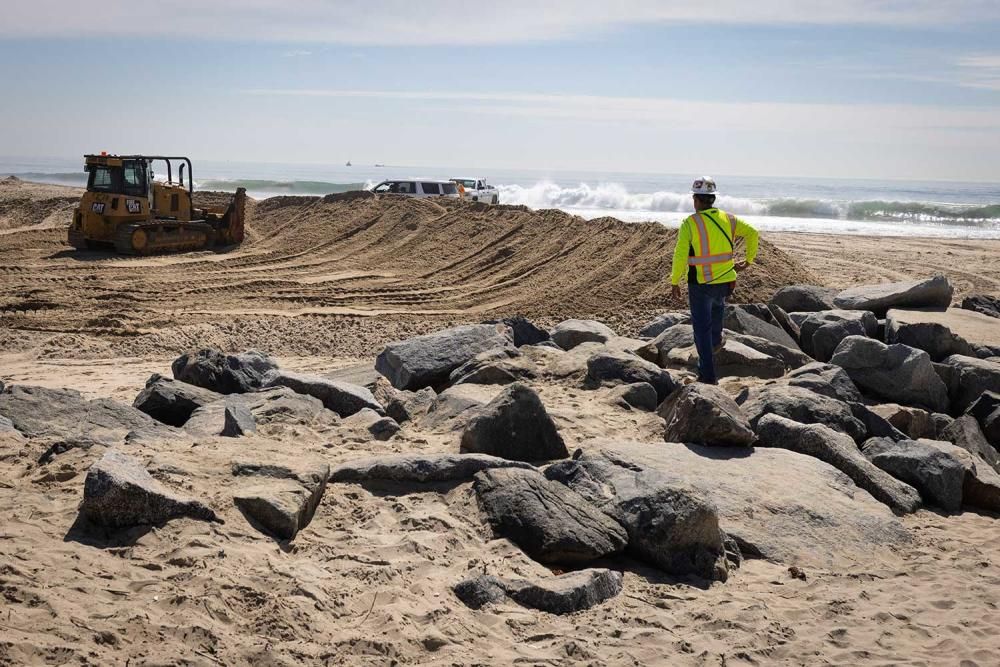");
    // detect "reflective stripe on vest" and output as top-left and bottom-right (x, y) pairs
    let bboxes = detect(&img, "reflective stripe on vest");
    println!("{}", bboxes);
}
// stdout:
(688, 212), (714, 281)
